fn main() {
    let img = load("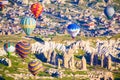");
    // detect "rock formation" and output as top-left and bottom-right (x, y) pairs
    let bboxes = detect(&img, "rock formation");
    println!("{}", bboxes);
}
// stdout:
(90, 53), (94, 66)
(23, 0), (28, 5)
(63, 51), (69, 68)
(100, 54), (112, 70)
(93, 54), (98, 66)
(50, 50), (57, 65)
(63, 47), (75, 70)
(103, 72), (114, 80)
(107, 55), (112, 70)
(58, 58), (61, 69)
(101, 54), (105, 67)
(47, 50), (53, 63)
(81, 56), (87, 70)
